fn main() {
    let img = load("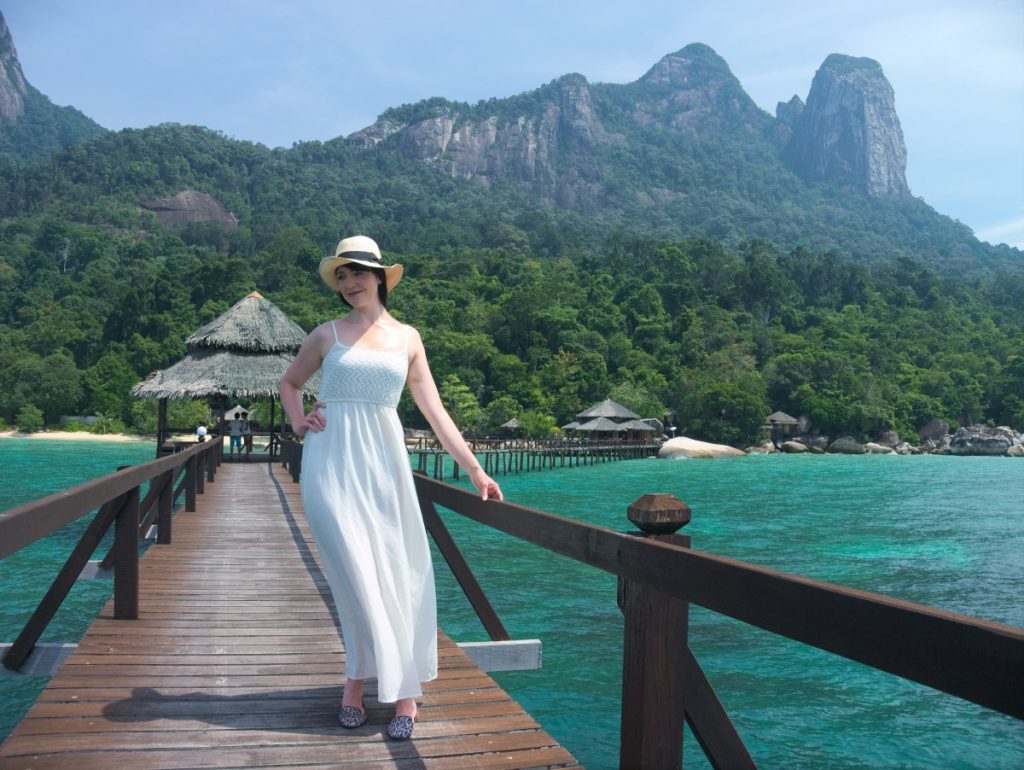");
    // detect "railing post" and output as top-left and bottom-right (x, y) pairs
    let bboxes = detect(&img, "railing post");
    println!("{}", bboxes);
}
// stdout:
(185, 455), (197, 512)
(113, 485), (140, 619)
(207, 443), (217, 481)
(618, 493), (692, 770)
(195, 450), (206, 495)
(157, 469), (174, 544)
